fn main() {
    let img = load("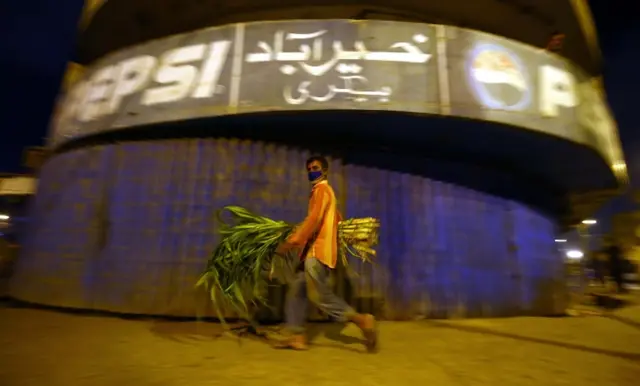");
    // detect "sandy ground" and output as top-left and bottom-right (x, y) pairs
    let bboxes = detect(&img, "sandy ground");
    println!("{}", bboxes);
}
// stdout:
(0, 303), (639, 386)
